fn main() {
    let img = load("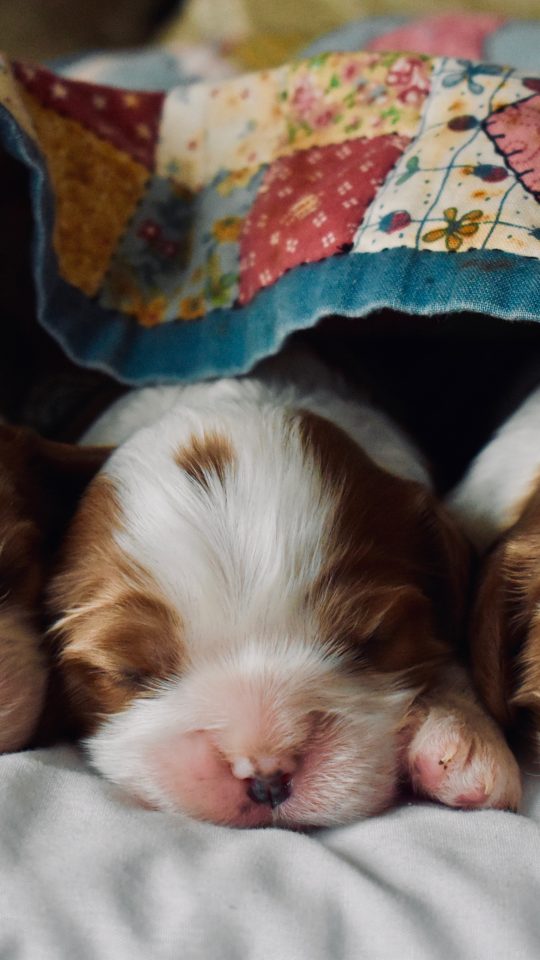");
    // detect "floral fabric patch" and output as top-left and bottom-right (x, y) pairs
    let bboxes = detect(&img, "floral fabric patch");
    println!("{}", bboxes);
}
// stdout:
(156, 52), (429, 192)
(354, 62), (540, 259)
(280, 52), (430, 153)
(102, 167), (265, 324)
(156, 72), (285, 192)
